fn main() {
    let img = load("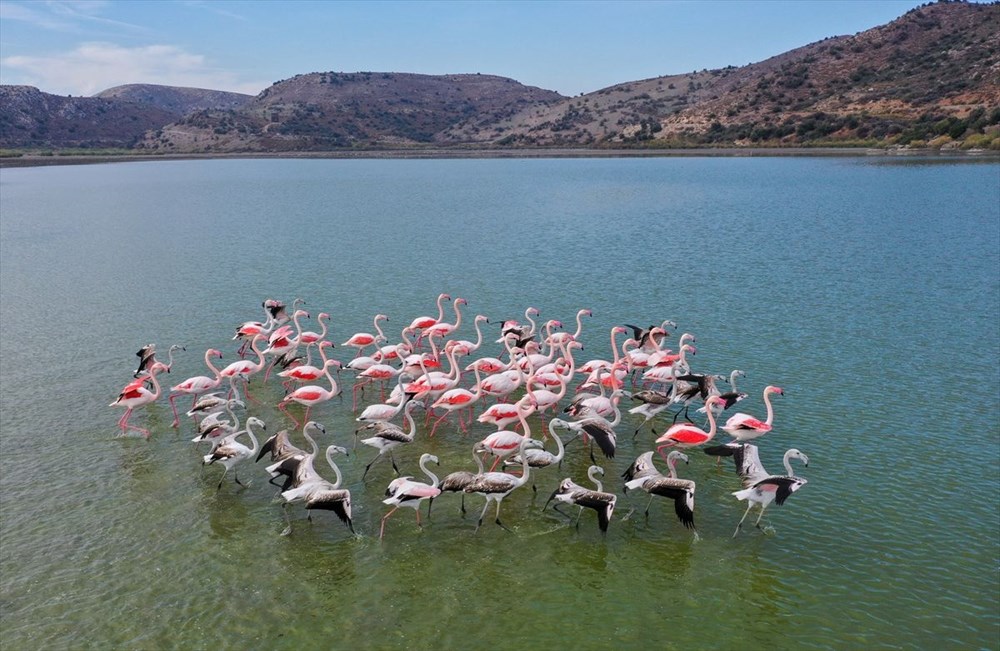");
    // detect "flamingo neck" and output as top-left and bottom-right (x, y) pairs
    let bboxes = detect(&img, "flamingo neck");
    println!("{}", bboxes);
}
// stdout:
(730, 370), (742, 393)
(204, 350), (223, 381)
(588, 467), (604, 492)
(667, 456), (679, 479)
(782, 450), (795, 476)
(302, 426), (319, 457)
(420, 457), (439, 487)
(763, 389), (776, 426)
(524, 309), (538, 335)
(374, 316), (386, 341)
(245, 421), (260, 456)
(326, 449), (343, 488)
